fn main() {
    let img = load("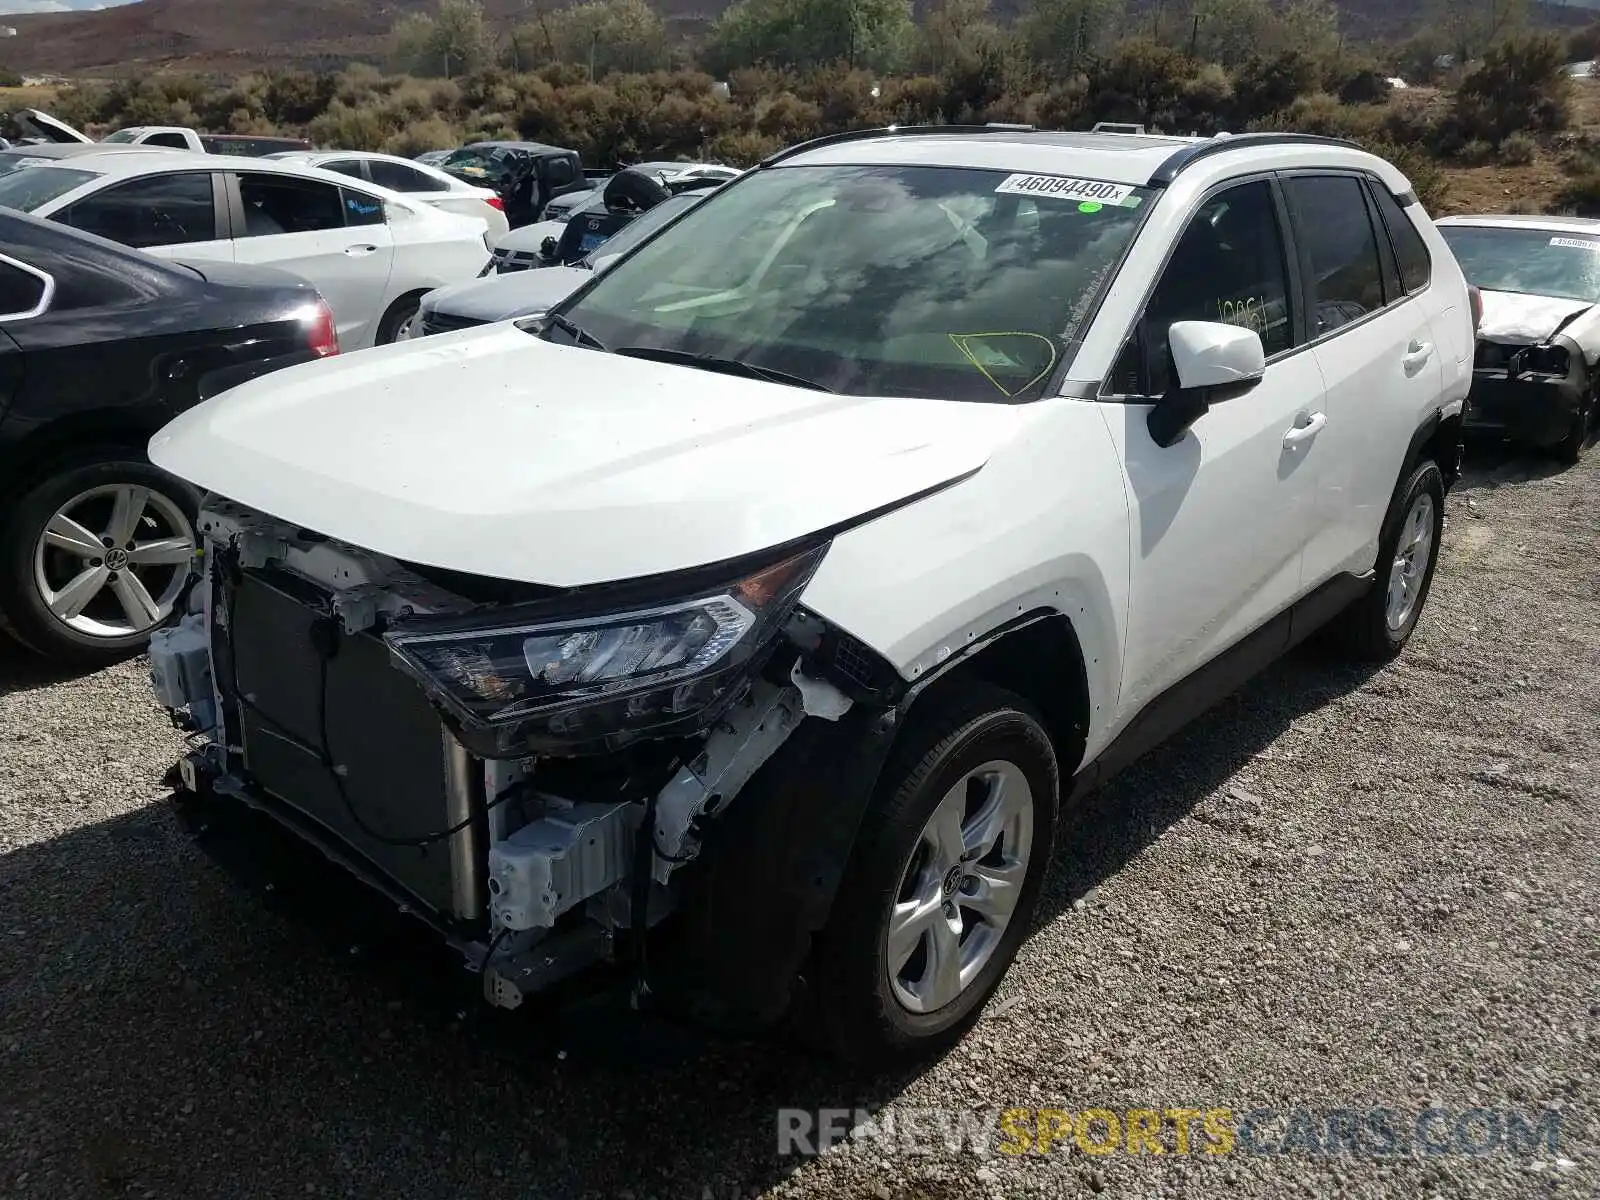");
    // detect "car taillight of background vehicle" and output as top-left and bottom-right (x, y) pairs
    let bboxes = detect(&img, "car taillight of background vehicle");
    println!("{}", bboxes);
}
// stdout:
(304, 300), (339, 358)
(486, 196), (506, 212)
